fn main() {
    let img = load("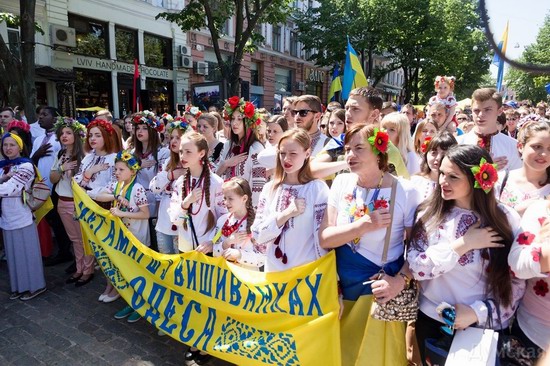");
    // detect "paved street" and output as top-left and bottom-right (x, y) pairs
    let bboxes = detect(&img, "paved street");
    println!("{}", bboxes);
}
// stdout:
(0, 259), (233, 366)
